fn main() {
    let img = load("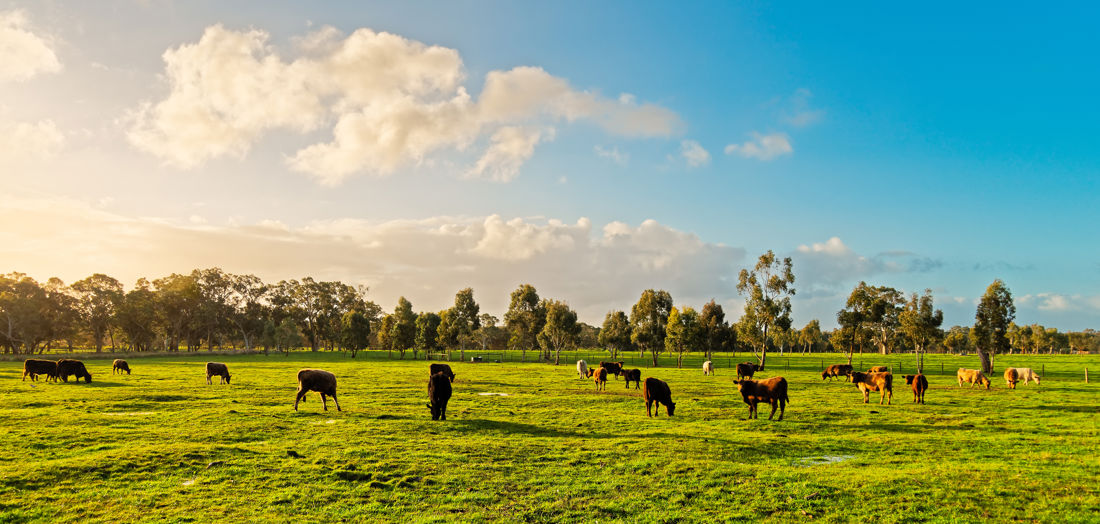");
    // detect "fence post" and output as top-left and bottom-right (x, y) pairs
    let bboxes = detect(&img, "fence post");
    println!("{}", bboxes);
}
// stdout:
(1085, 368), (1089, 384)
(1042, 364), (1045, 378)
(941, 362), (944, 375)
